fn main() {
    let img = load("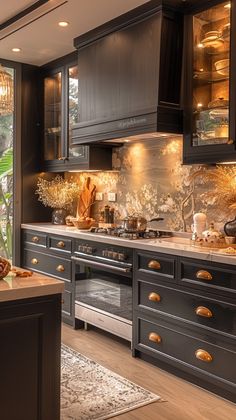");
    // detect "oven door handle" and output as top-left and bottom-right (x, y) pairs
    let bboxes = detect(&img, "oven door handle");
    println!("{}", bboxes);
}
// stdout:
(71, 256), (132, 273)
